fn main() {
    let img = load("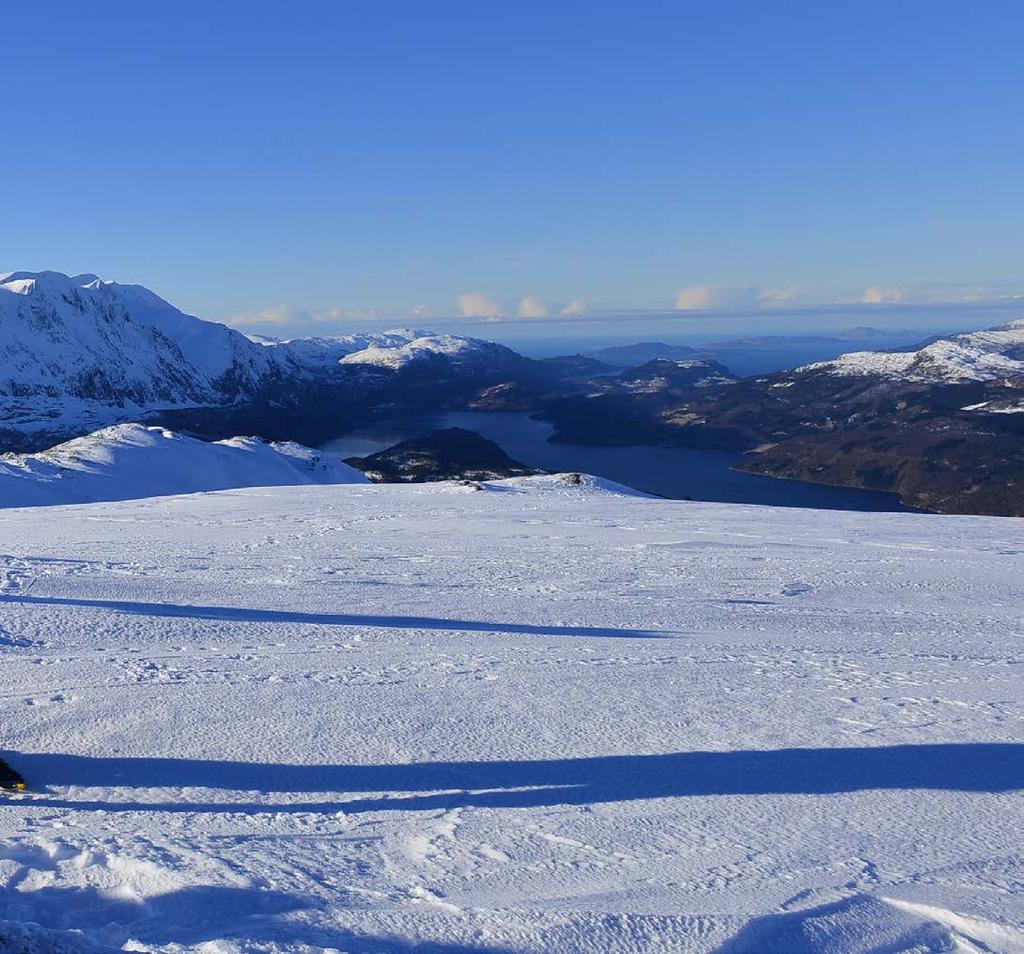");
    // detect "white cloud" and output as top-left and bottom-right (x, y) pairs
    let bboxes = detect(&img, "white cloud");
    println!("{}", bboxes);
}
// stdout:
(457, 291), (505, 318)
(227, 305), (312, 327)
(225, 279), (1024, 333)
(758, 287), (802, 307)
(333, 307), (381, 322)
(227, 303), (380, 328)
(855, 283), (1024, 306)
(517, 295), (548, 318)
(674, 284), (762, 311)
(860, 286), (911, 305)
